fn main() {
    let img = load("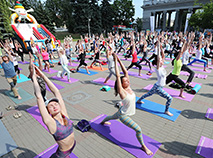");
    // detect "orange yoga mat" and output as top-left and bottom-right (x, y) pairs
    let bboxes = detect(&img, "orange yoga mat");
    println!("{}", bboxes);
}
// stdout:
(89, 66), (108, 71)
